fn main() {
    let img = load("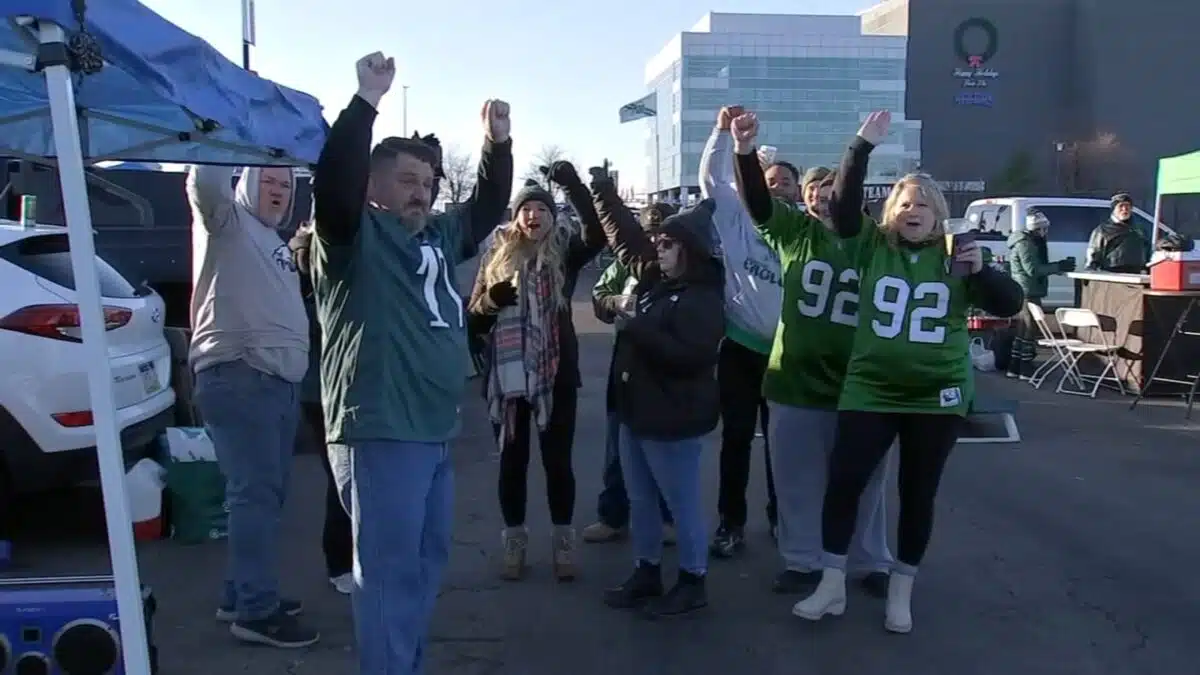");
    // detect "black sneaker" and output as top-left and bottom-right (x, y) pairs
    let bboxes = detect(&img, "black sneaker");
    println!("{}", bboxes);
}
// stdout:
(859, 572), (890, 599)
(229, 607), (319, 648)
(604, 561), (664, 609)
(641, 570), (708, 619)
(216, 598), (303, 623)
(772, 569), (820, 594)
(709, 524), (745, 559)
